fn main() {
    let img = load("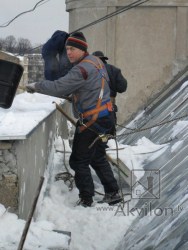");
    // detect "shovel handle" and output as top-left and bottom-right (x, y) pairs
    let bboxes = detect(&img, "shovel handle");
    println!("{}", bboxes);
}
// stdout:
(53, 102), (77, 126)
